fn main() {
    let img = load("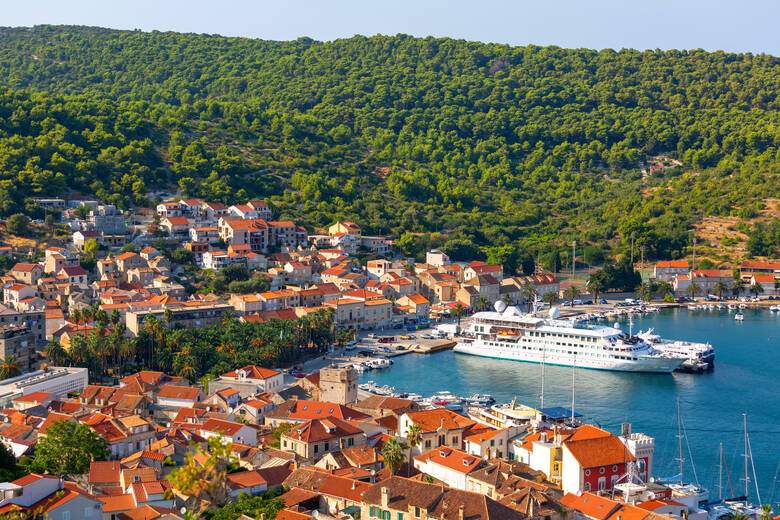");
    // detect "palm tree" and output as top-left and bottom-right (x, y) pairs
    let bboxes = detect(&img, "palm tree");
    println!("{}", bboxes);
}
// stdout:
(381, 437), (409, 475)
(501, 293), (514, 306)
(521, 284), (538, 311)
(405, 424), (423, 477)
(636, 282), (652, 302)
(687, 282), (701, 299)
(542, 291), (557, 304)
(588, 278), (604, 302)
(406, 424), (422, 452)
(655, 280), (673, 299)
(564, 286), (581, 306)
(120, 338), (136, 369)
(163, 308), (174, 328)
(0, 355), (20, 379)
(749, 282), (763, 297)
(475, 297), (489, 312)
(453, 303), (465, 328)
(731, 278), (744, 296)
(43, 340), (69, 366)
(713, 281), (728, 300)
(759, 504), (773, 520)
